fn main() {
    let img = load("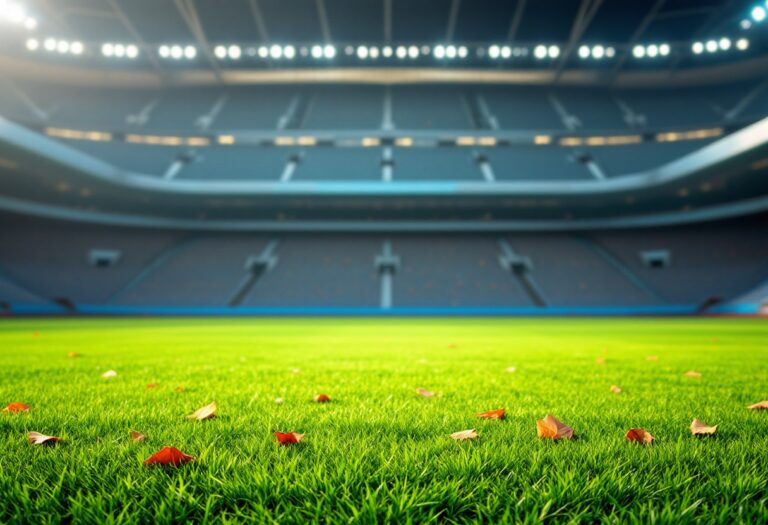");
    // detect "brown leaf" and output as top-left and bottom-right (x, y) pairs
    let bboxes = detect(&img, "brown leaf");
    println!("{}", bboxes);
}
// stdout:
(747, 400), (768, 410)
(146, 383), (158, 389)
(610, 385), (622, 394)
(313, 394), (331, 403)
(67, 352), (80, 358)
(476, 408), (505, 420)
(690, 419), (717, 436)
(3, 402), (30, 413)
(28, 432), (61, 445)
(626, 428), (655, 444)
(274, 431), (304, 445)
(174, 386), (185, 393)
(130, 430), (147, 443)
(450, 429), (478, 441)
(684, 370), (702, 378)
(416, 388), (435, 397)
(536, 415), (574, 440)
(187, 401), (216, 420)
(143, 446), (194, 466)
